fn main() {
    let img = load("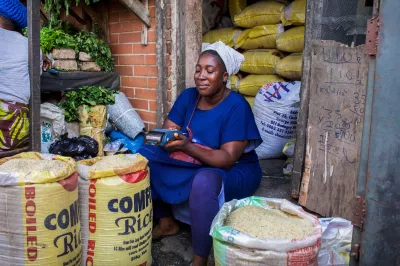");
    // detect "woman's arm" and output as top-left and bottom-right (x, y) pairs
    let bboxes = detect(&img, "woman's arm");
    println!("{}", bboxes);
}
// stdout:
(162, 119), (182, 130)
(164, 133), (248, 170)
